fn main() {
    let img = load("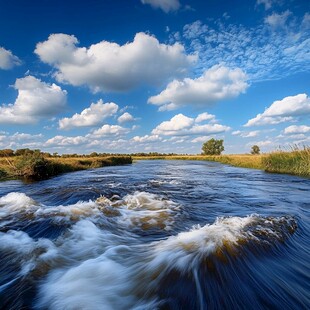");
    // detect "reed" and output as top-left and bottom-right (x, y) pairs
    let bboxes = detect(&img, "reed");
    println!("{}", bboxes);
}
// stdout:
(262, 146), (310, 177)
